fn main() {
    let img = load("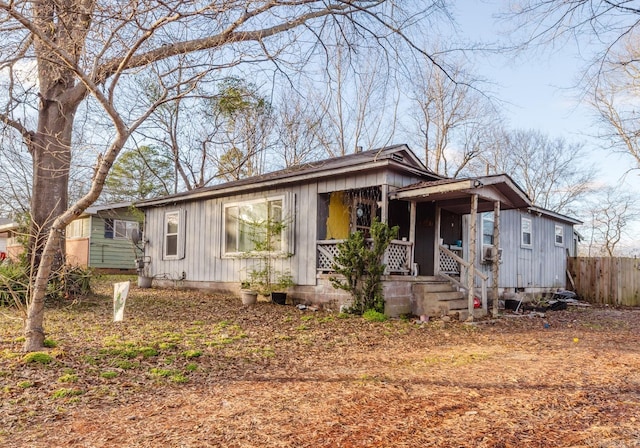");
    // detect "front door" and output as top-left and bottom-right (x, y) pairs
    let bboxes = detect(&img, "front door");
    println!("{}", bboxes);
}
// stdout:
(415, 202), (436, 276)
